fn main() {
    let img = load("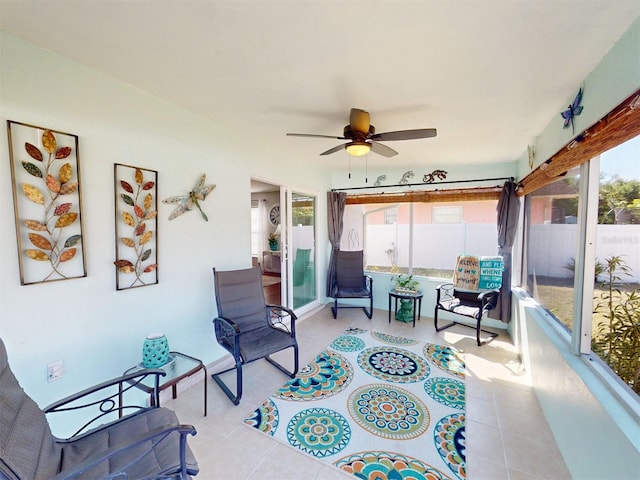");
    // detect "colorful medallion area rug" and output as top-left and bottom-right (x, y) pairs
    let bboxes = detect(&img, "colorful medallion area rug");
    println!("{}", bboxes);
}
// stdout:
(244, 328), (466, 480)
